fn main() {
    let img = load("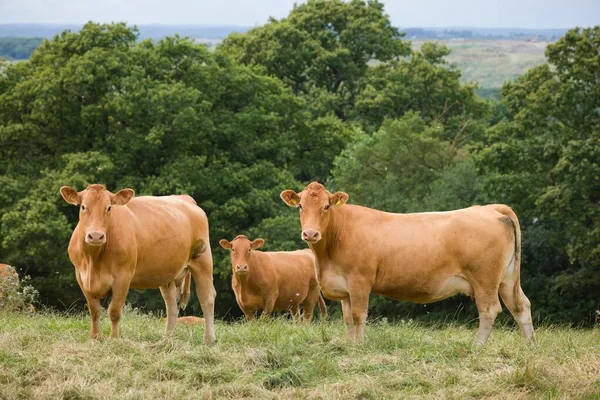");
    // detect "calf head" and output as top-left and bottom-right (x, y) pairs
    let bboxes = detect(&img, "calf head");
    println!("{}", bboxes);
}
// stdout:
(280, 182), (348, 244)
(219, 235), (264, 275)
(60, 184), (134, 246)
